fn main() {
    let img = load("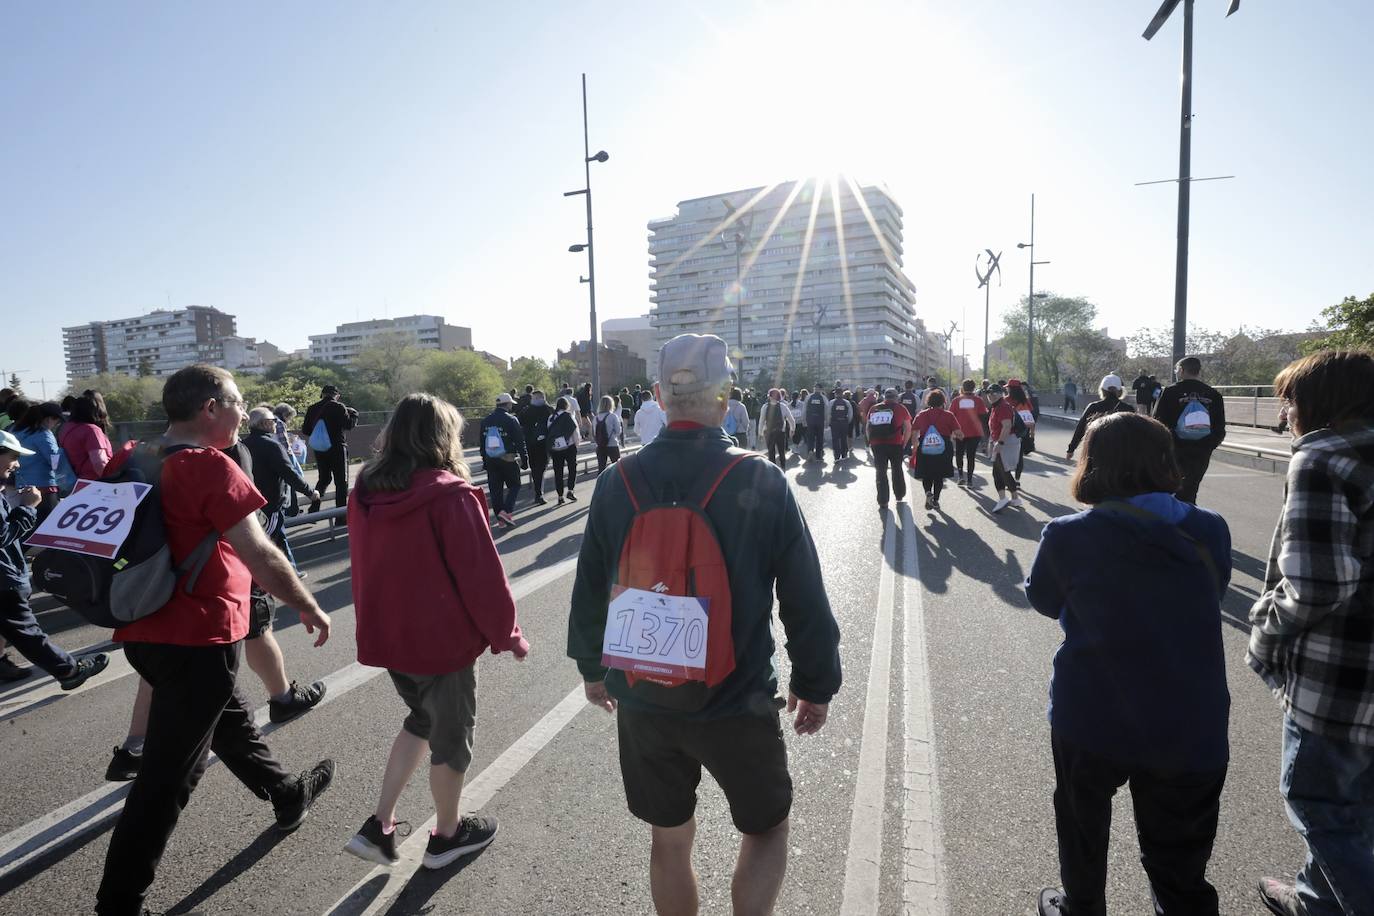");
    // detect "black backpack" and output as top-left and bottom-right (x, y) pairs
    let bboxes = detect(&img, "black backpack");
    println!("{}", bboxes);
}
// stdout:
(31, 442), (219, 629)
(765, 401), (785, 434)
(806, 393), (827, 425)
(595, 414), (610, 447)
(830, 400), (848, 423)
